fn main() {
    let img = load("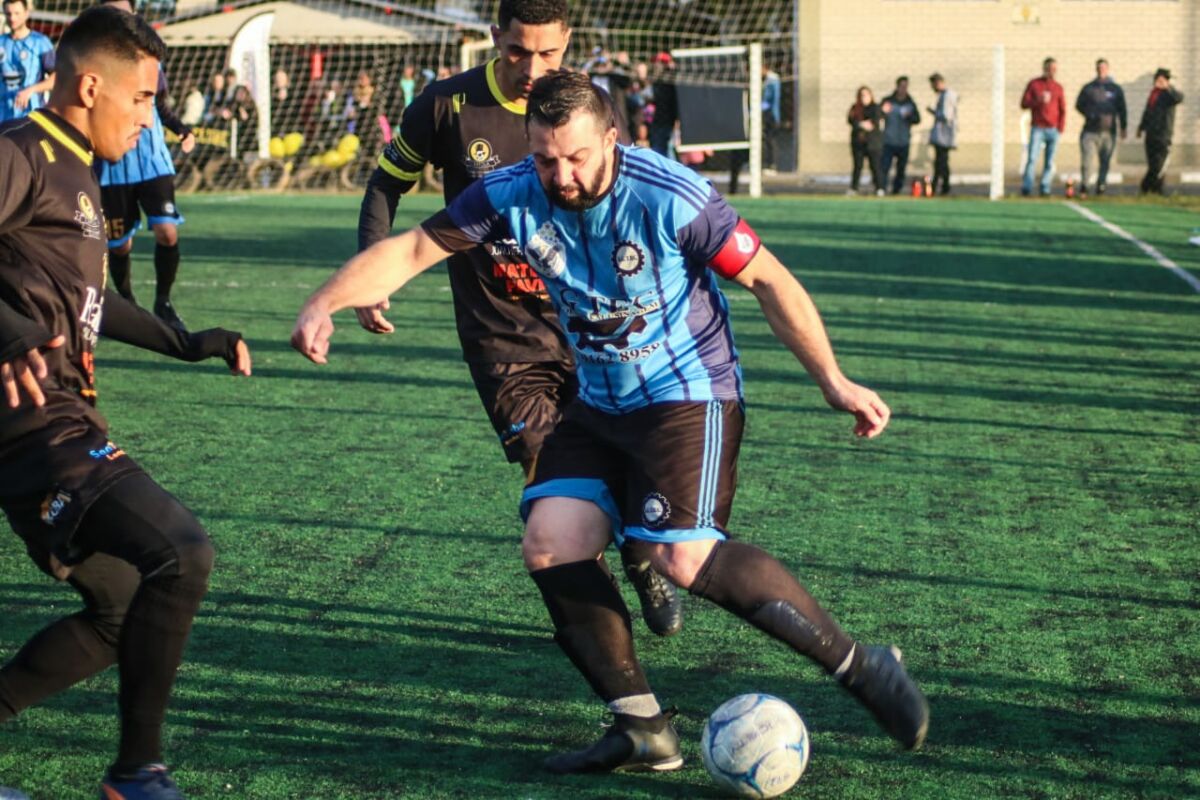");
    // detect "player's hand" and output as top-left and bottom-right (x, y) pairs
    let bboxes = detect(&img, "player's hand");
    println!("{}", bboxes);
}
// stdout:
(822, 378), (891, 439)
(180, 133), (197, 154)
(1, 335), (66, 409)
(229, 339), (252, 376)
(14, 88), (32, 111)
(355, 300), (395, 334)
(291, 306), (335, 364)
